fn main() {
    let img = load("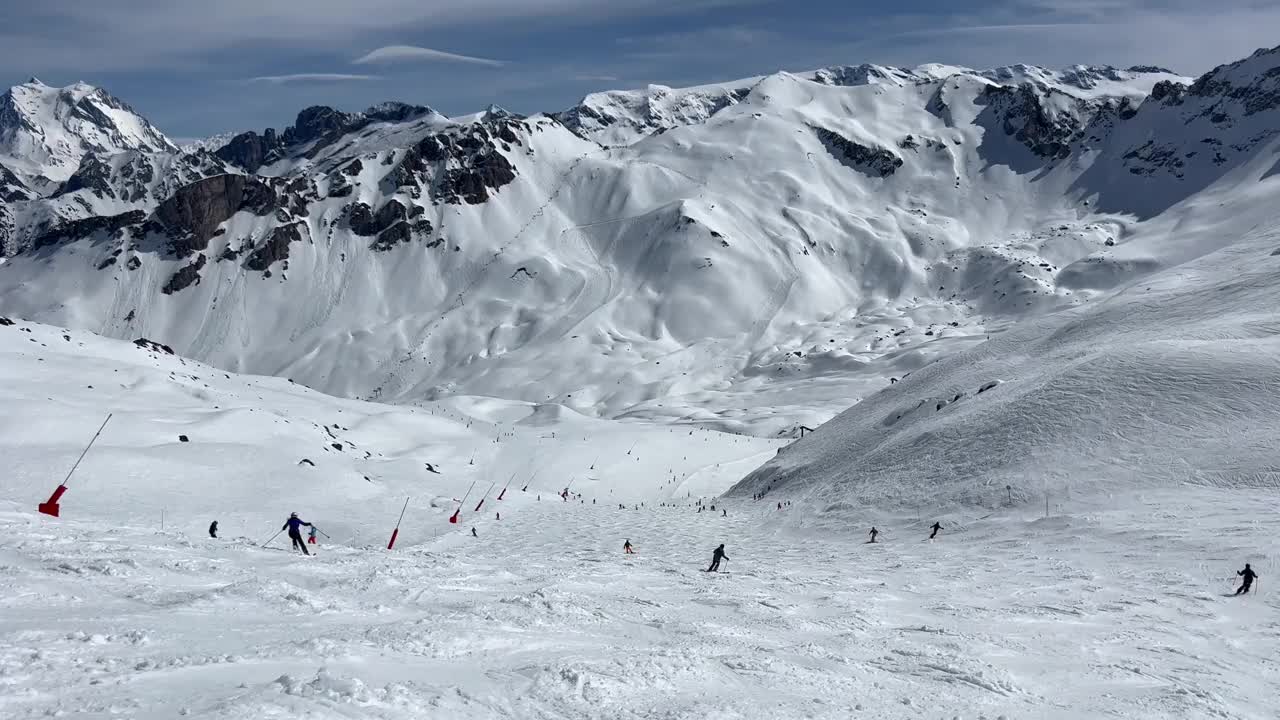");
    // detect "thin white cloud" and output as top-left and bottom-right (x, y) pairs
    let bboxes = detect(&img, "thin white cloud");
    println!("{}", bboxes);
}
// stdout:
(246, 73), (378, 84)
(353, 45), (505, 67)
(574, 73), (620, 82)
